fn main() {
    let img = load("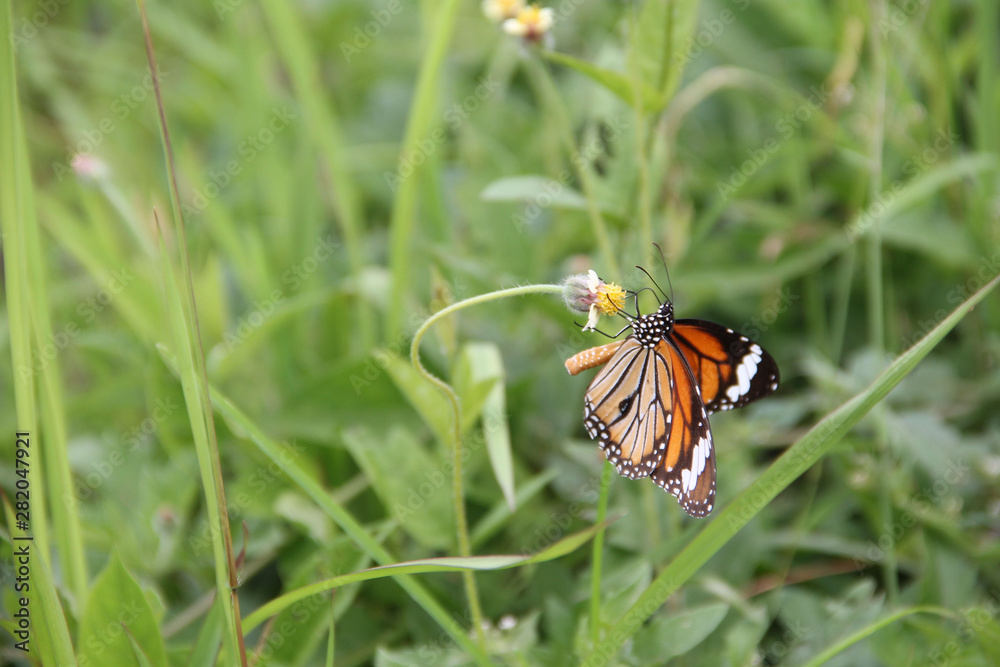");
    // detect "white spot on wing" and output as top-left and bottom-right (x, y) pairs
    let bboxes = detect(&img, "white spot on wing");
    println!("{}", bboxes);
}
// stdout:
(737, 364), (750, 394)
